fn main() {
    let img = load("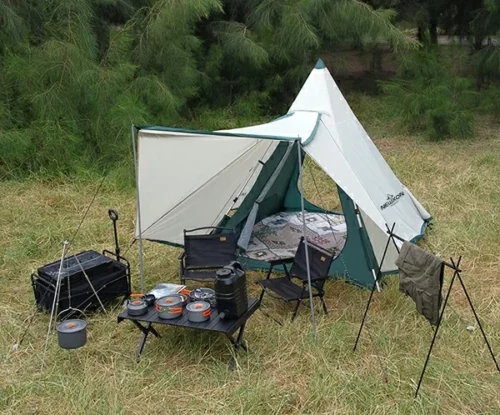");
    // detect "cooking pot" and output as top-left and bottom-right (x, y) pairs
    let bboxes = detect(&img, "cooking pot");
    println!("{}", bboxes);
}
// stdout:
(189, 288), (216, 307)
(56, 309), (87, 349)
(162, 292), (188, 307)
(155, 295), (183, 320)
(127, 293), (149, 316)
(186, 301), (211, 323)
